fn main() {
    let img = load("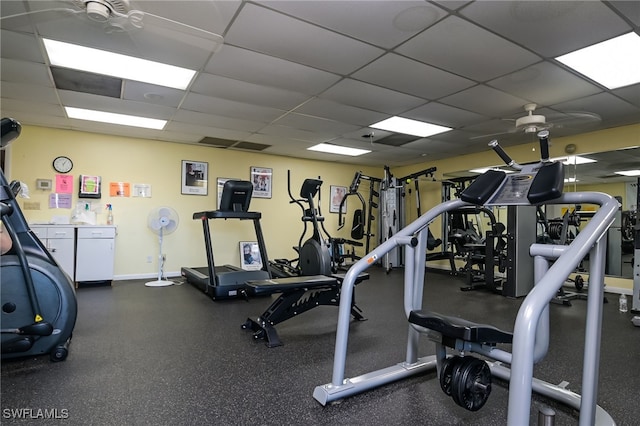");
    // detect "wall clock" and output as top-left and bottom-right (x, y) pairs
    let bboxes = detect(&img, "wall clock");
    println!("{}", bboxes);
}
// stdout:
(53, 156), (73, 173)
